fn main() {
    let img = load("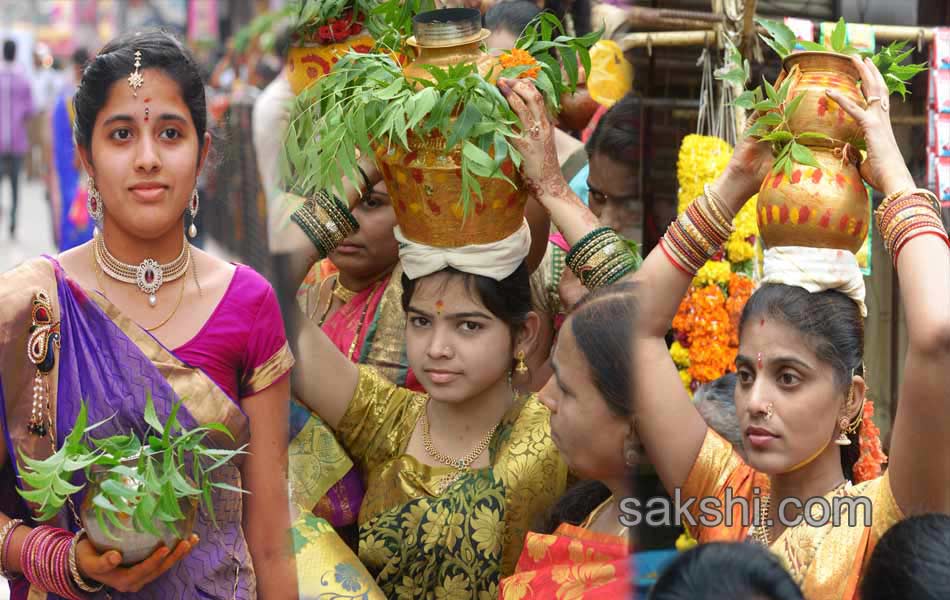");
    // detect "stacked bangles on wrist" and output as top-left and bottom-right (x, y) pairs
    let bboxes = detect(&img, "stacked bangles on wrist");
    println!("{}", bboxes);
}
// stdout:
(1, 525), (103, 599)
(566, 227), (640, 290)
(290, 189), (361, 260)
(660, 184), (736, 275)
(875, 188), (949, 265)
